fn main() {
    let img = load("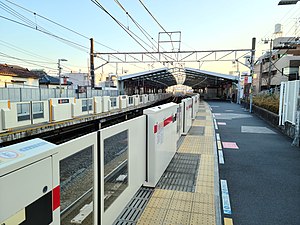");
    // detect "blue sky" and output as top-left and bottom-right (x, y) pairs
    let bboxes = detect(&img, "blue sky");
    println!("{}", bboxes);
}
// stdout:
(0, 0), (299, 75)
